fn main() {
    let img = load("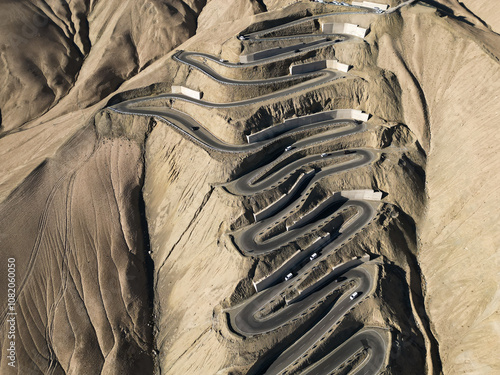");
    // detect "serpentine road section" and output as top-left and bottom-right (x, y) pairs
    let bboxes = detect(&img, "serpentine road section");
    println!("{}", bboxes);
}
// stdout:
(225, 148), (387, 374)
(223, 122), (386, 375)
(111, 7), (375, 115)
(108, 7), (389, 375)
(229, 152), (376, 254)
(111, 63), (345, 113)
(229, 265), (387, 375)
